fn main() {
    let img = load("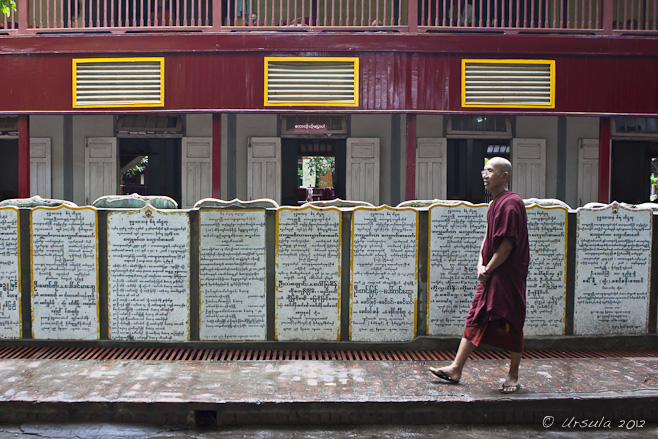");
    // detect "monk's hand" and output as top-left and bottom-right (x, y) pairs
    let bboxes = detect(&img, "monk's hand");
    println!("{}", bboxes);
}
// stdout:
(477, 265), (490, 284)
